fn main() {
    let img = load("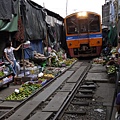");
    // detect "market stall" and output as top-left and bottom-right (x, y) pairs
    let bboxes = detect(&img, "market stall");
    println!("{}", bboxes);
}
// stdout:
(92, 46), (119, 82)
(5, 57), (77, 101)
